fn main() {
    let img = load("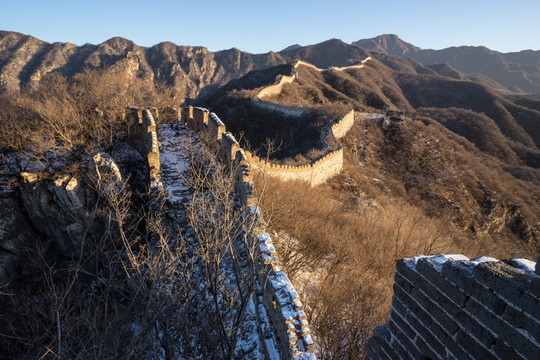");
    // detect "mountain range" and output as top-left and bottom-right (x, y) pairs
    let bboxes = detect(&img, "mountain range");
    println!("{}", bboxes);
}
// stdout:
(353, 34), (540, 94)
(2, 31), (539, 98)
(1, 30), (539, 169)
